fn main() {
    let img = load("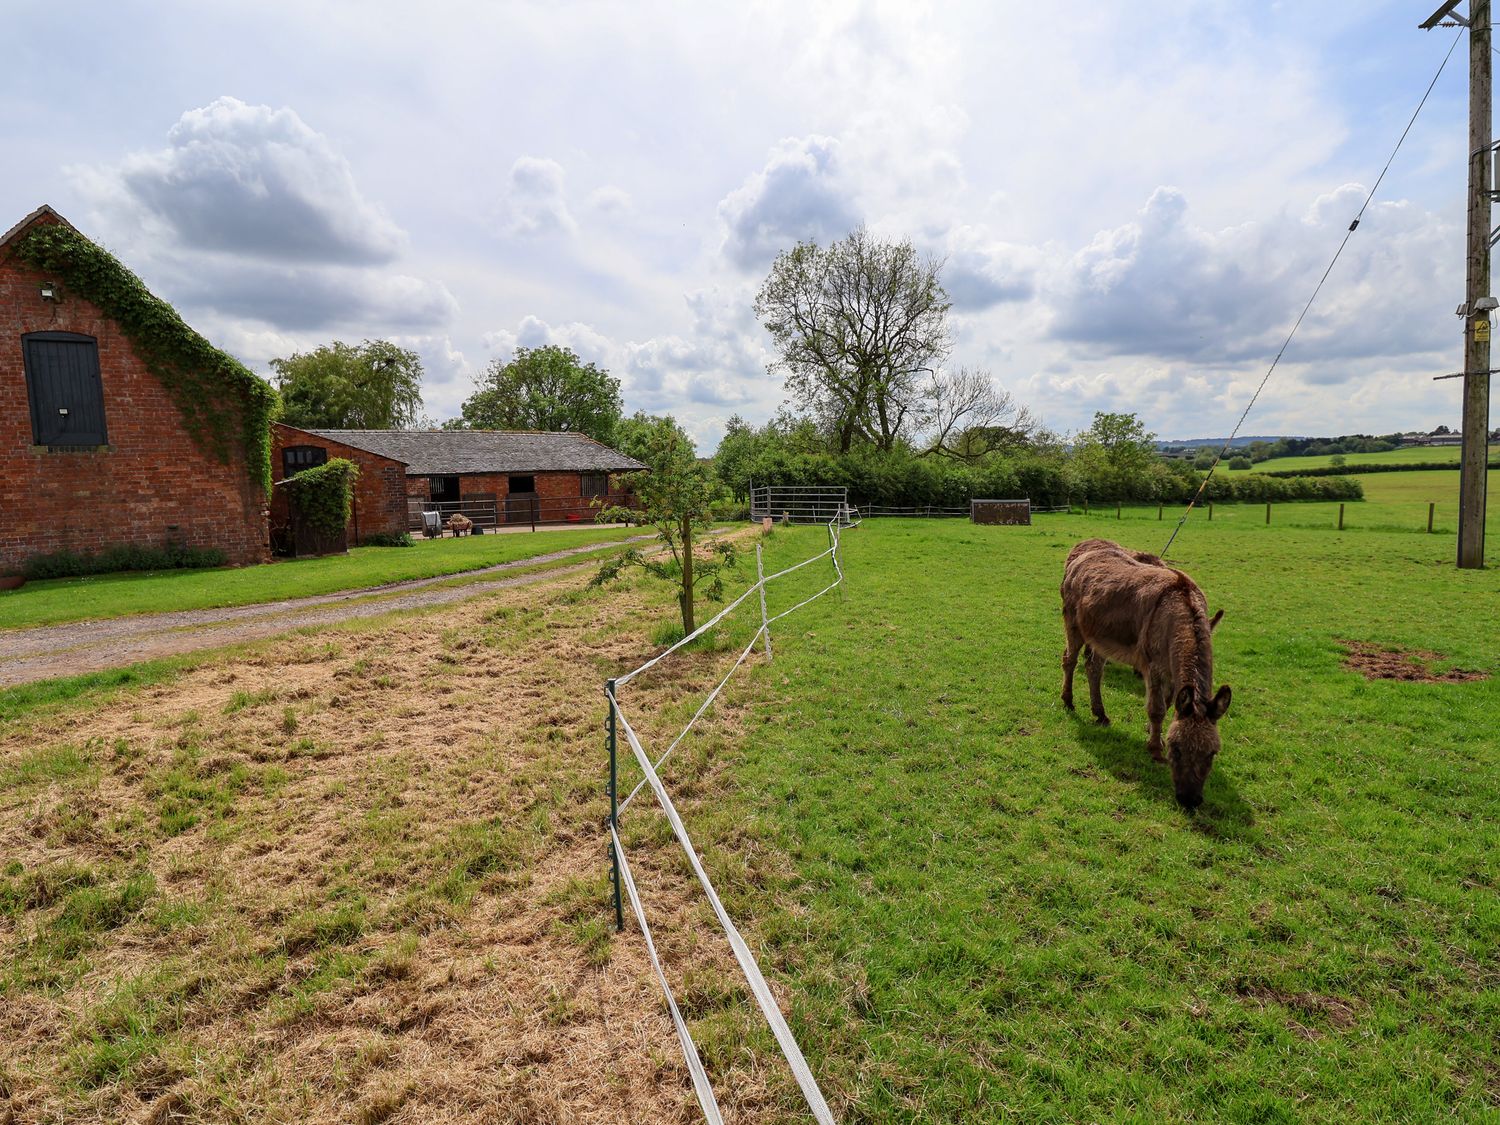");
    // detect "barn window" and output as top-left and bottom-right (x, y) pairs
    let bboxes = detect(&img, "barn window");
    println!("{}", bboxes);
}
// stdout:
(429, 475), (460, 503)
(580, 472), (608, 498)
(508, 474), (536, 494)
(282, 445), (328, 477)
(23, 332), (107, 447)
